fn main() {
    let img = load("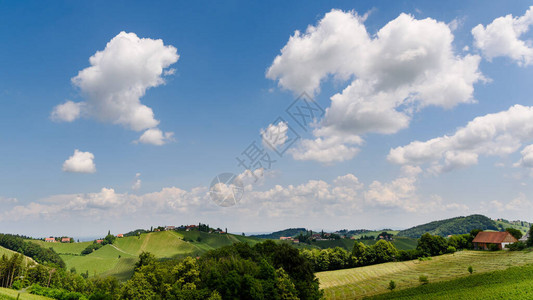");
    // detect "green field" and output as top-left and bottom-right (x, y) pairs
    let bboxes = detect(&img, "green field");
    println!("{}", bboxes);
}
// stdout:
(370, 262), (533, 299)
(0, 288), (52, 300)
(317, 249), (533, 299)
(28, 230), (262, 280)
